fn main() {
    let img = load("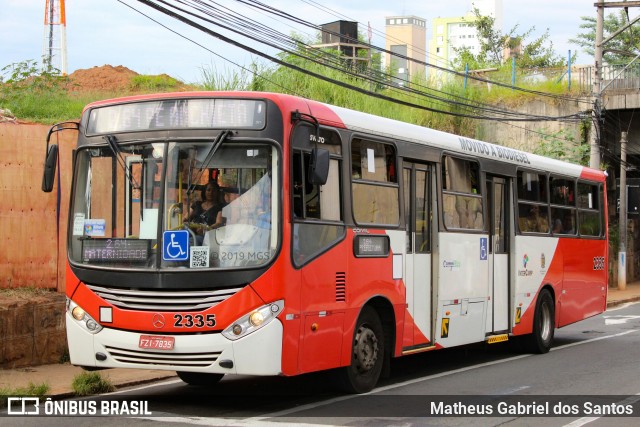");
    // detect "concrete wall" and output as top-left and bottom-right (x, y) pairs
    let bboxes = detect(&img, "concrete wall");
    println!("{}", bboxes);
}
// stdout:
(477, 98), (586, 151)
(0, 293), (66, 368)
(0, 123), (74, 368)
(0, 123), (75, 292)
